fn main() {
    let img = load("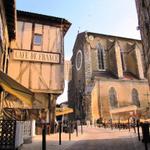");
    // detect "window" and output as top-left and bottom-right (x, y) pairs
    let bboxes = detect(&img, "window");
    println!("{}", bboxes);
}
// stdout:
(97, 43), (105, 70)
(33, 34), (42, 45)
(120, 49), (125, 71)
(132, 88), (140, 107)
(75, 50), (83, 71)
(109, 87), (118, 109)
